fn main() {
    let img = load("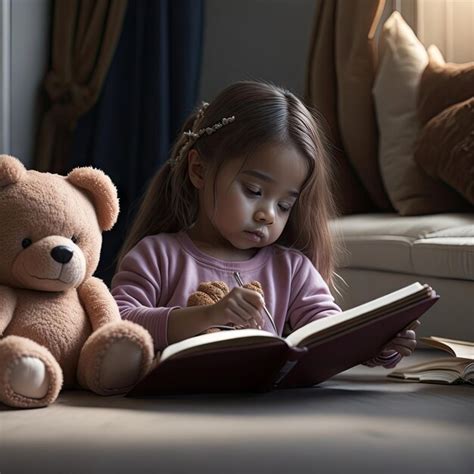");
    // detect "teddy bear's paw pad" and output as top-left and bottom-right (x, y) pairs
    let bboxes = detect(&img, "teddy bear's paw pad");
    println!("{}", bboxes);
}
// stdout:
(100, 339), (143, 390)
(10, 357), (50, 399)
